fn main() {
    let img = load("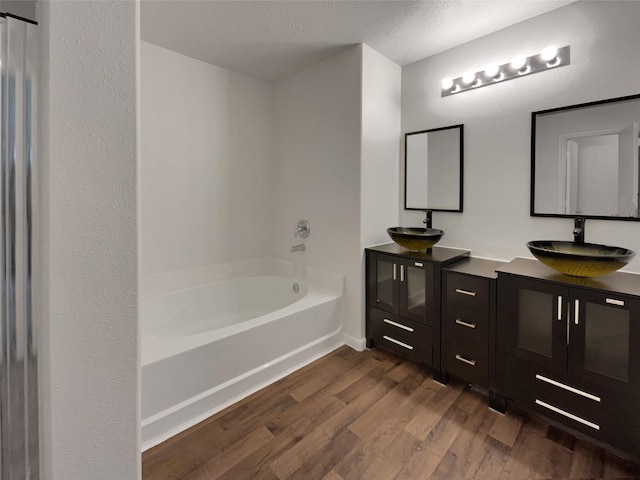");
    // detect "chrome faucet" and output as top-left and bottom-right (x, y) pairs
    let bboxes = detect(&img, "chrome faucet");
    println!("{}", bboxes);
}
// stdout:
(573, 217), (585, 243)
(290, 243), (305, 253)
